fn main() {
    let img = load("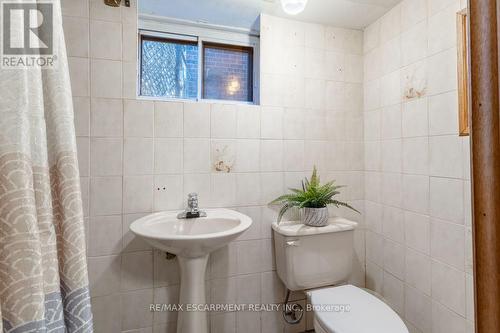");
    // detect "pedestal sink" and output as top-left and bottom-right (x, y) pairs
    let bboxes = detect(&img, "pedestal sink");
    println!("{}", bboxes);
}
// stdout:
(130, 209), (252, 333)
